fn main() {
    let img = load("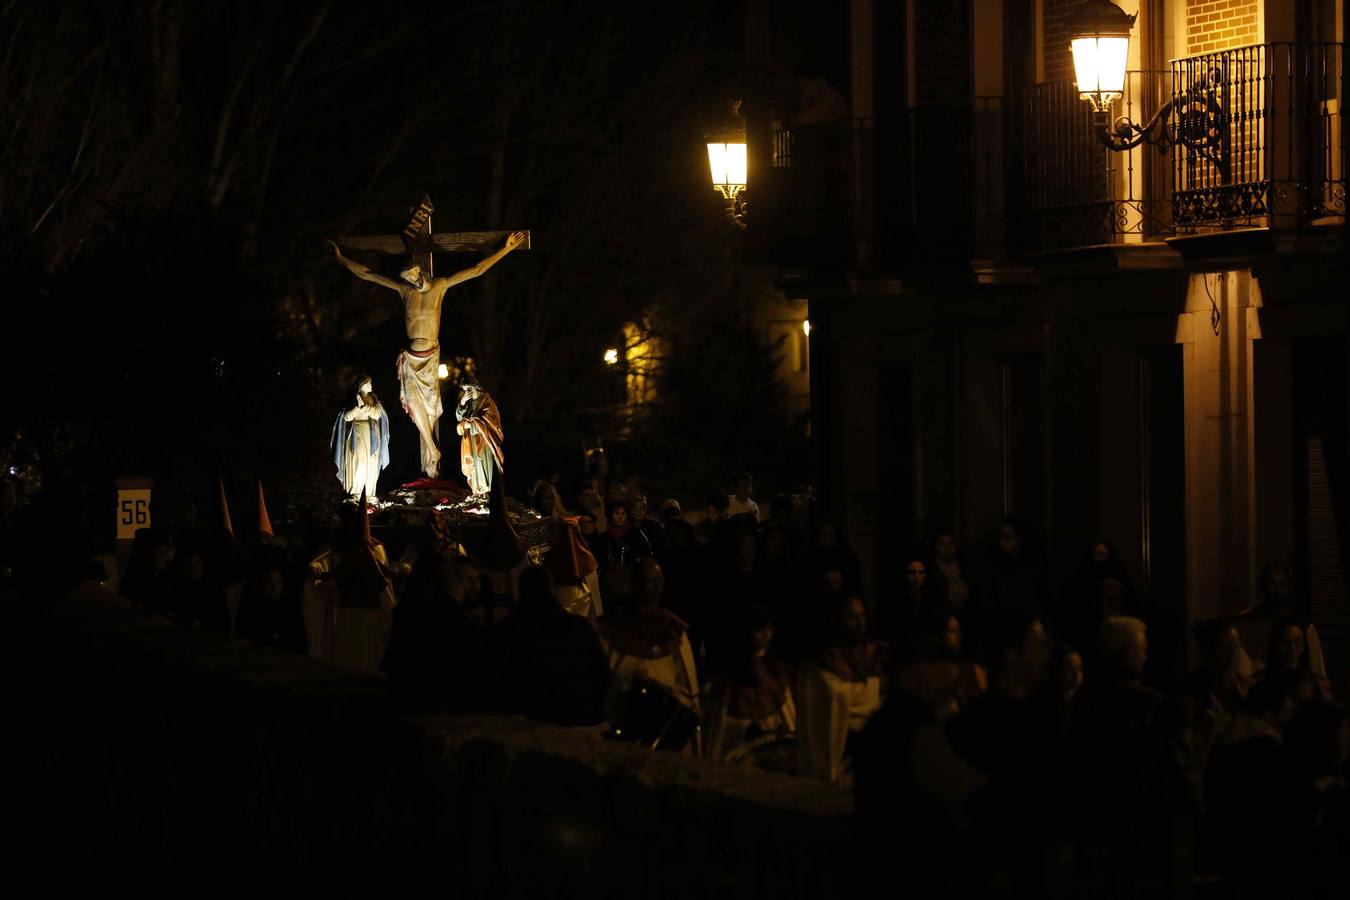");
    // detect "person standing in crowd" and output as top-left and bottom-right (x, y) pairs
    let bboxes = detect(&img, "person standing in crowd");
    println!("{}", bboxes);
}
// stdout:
(853, 642), (986, 896)
(1045, 641), (1085, 744)
(382, 551), (485, 712)
(796, 595), (890, 782)
(765, 494), (803, 556)
(1055, 537), (1139, 662)
(591, 499), (652, 611)
(695, 493), (728, 547)
(597, 559), (700, 746)
(630, 494), (664, 558)
(531, 478), (569, 520)
(979, 516), (1049, 621)
(235, 563), (306, 653)
(945, 613), (1056, 893)
(1255, 618), (1320, 695)
(120, 528), (175, 615)
(170, 544), (231, 634)
(703, 604), (796, 763)
(916, 605), (985, 712)
(1237, 562), (1326, 681)
(877, 553), (929, 644)
(1184, 617), (1249, 717)
(803, 517), (862, 598)
(590, 500), (652, 577)
(703, 526), (763, 669)
(726, 472), (760, 521)
(574, 477), (607, 533)
(1072, 616), (1195, 893)
(927, 531), (973, 627)
(488, 565), (609, 727)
